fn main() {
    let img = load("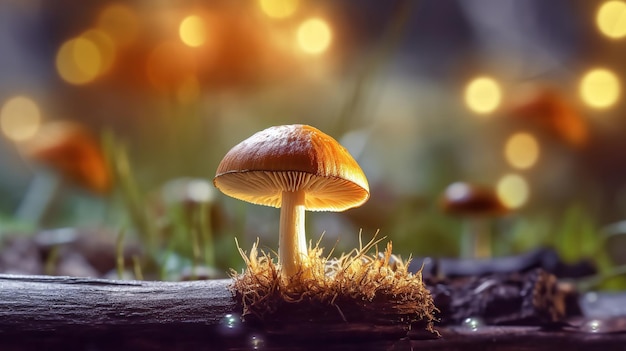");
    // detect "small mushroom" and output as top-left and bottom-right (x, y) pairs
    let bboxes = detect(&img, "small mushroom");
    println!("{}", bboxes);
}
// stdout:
(440, 182), (508, 259)
(157, 177), (222, 267)
(505, 84), (588, 148)
(213, 124), (370, 279)
(15, 120), (112, 225)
